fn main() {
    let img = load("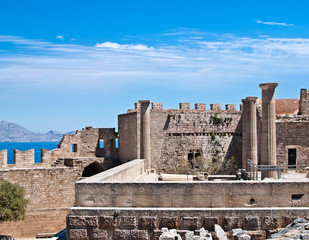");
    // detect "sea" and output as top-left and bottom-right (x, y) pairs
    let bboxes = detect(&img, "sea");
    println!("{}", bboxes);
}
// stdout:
(0, 142), (59, 164)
